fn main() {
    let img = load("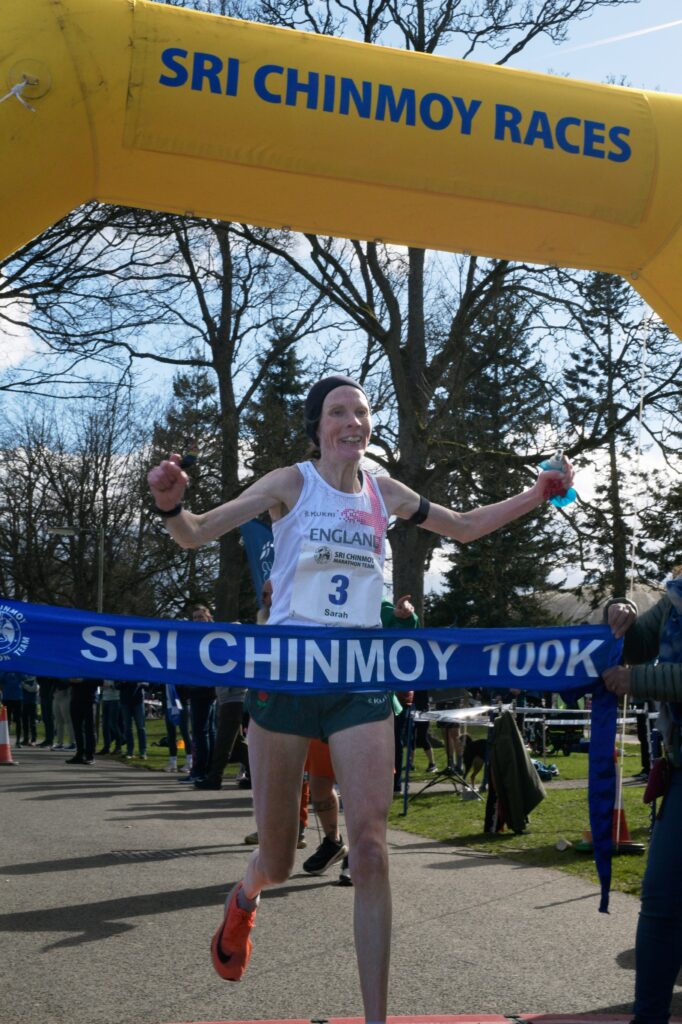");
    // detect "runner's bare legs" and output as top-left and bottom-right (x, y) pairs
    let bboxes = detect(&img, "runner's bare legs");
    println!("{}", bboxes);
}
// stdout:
(241, 721), (309, 896)
(330, 715), (394, 1022)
